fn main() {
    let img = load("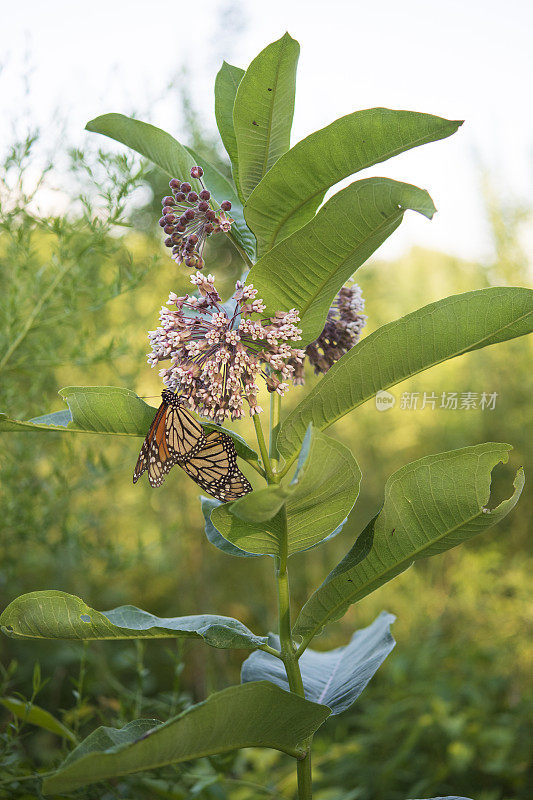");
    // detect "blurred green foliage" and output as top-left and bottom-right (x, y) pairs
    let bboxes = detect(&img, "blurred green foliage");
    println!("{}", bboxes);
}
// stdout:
(0, 117), (531, 798)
